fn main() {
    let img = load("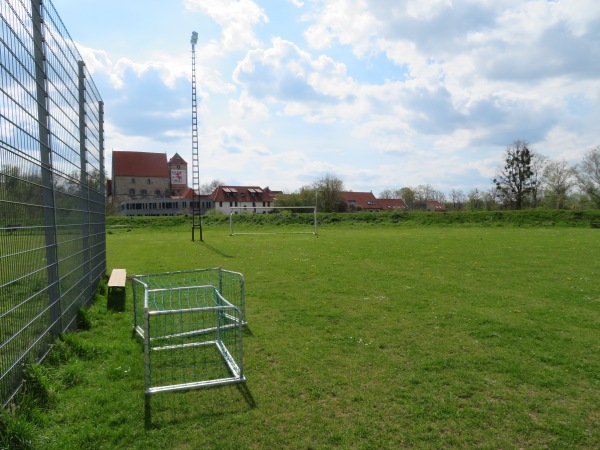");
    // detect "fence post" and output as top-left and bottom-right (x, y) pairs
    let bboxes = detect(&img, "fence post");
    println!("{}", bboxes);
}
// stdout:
(99, 100), (107, 277)
(78, 61), (92, 301)
(32, 0), (62, 336)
